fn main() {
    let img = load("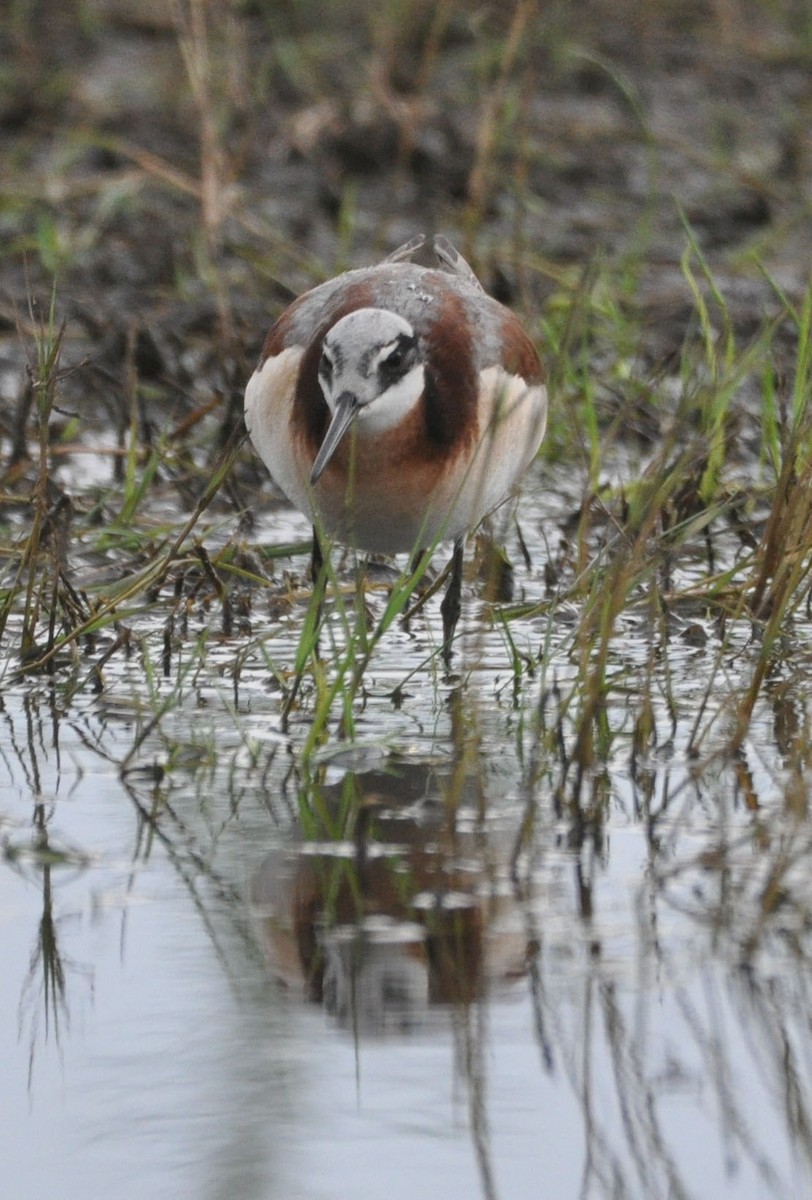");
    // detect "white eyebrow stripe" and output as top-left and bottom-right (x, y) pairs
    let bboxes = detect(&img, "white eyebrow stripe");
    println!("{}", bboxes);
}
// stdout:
(370, 338), (406, 372)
